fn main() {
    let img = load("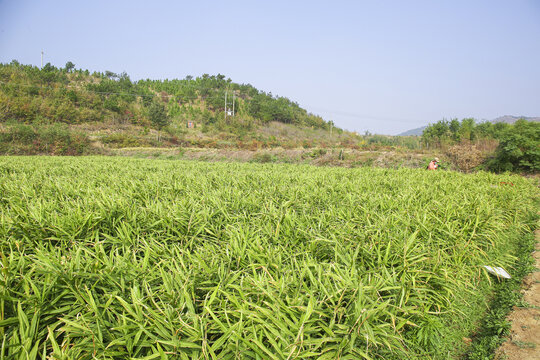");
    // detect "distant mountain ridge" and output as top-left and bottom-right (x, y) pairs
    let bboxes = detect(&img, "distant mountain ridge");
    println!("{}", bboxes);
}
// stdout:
(490, 115), (540, 124)
(398, 126), (428, 136)
(397, 115), (540, 136)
